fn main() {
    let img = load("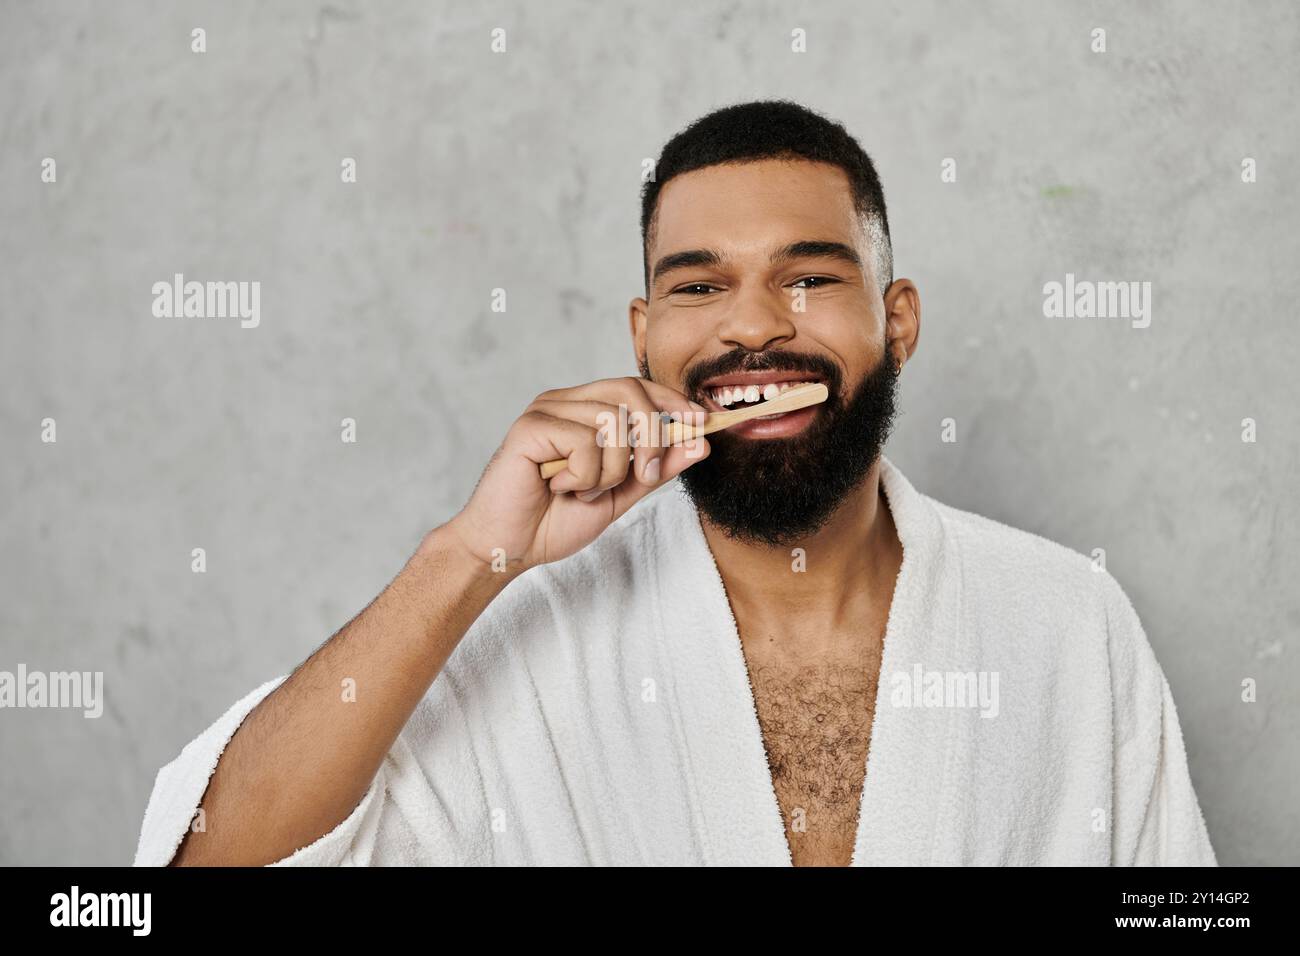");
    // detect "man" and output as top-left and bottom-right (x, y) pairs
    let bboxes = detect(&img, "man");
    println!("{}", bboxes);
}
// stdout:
(135, 100), (1216, 866)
